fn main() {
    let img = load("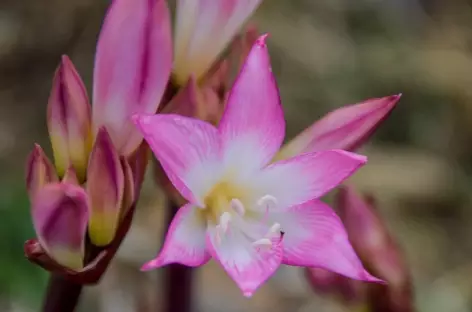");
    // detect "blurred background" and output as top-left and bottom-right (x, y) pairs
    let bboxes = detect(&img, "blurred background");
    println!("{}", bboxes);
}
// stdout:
(1, 0), (472, 311)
